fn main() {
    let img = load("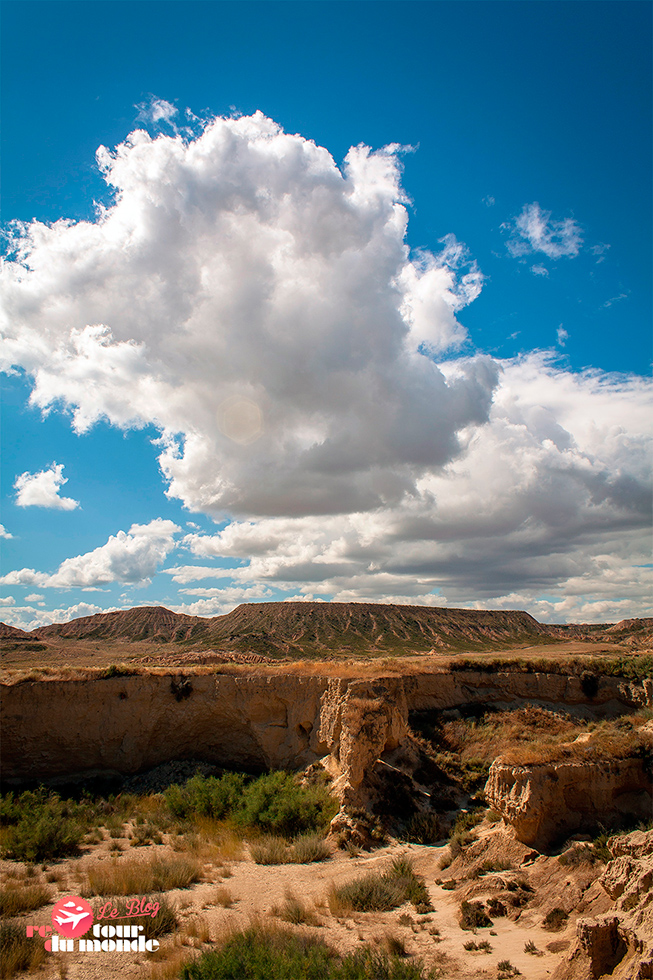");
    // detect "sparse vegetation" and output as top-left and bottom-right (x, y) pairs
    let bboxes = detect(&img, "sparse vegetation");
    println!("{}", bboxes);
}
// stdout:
(83, 854), (201, 896)
(544, 907), (569, 931)
(329, 856), (432, 915)
(251, 830), (330, 865)
(179, 922), (428, 980)
(459, 900), (492, 930)
(463, 939), (493, 952)
(449, 653), (653, 682)
(0, 923), (46, 980)
(0, 881), (53, 916)
(410, 703), (651, 773)
(497, 960), (521, 978)
(273, 890), (318, 925)
(402, 811), (441, 845)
